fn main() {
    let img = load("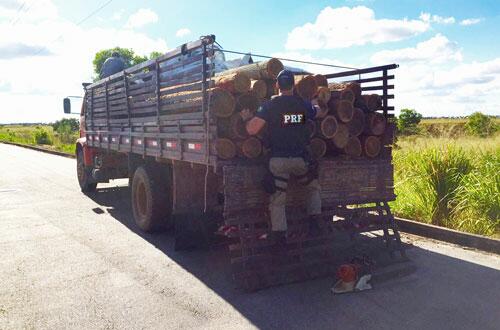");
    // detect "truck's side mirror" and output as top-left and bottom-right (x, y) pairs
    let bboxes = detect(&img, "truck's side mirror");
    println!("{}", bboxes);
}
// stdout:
(63, 98), (71, 114)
